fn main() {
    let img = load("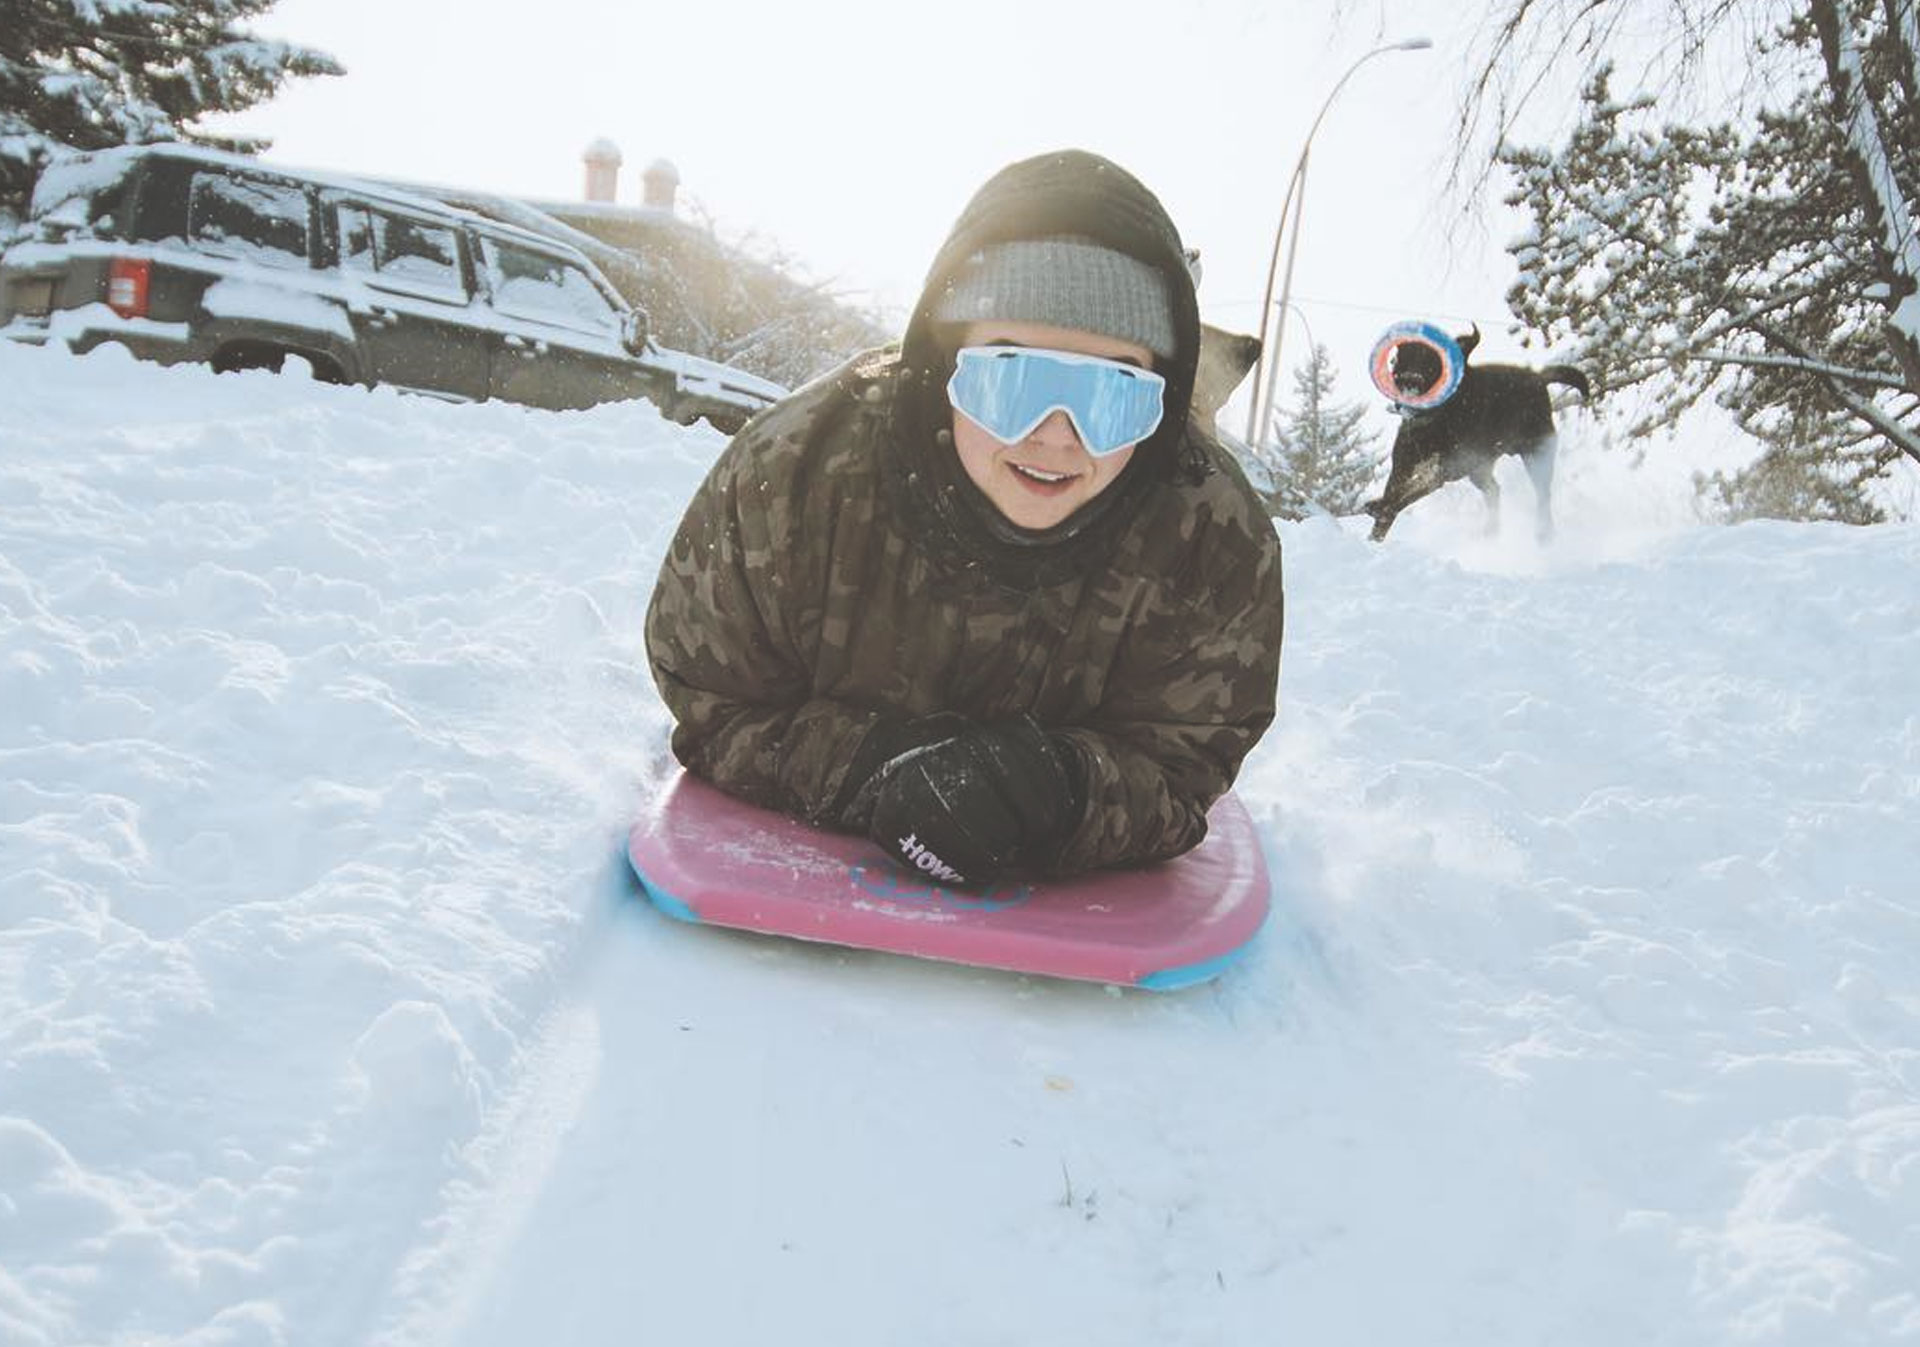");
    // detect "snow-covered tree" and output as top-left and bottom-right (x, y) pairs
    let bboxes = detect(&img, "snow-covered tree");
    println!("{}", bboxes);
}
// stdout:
(1696, 432), (1891, 524)
(1, 0), (340, 224)
(1483, 0), (1919, 520)
(1259, 342), (1378, 520)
